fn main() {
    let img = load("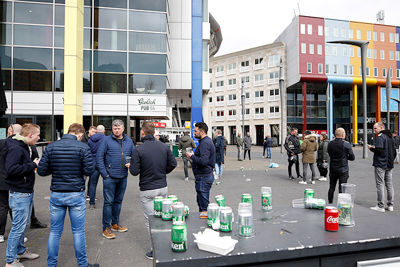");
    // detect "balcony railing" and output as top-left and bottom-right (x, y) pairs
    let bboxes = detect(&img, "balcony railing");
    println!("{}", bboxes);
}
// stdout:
(215, 71), (225, 77)
(215, 86), (224, 92)
(228, 116), (237, 121)
(228, 84), (237, 90)
(268, 113), (280, 119)
(254, 80), (265, 86)
(268, 95), (280, 101)
(239, 114), (250, 120)
(254, 97), (264, 103)
(253, 63), (264, 70)
(227, 69), (236, 75)
(215, 101), (224, 107)
(254, 114), (264, 120)
(227, 100), (237, 106)
(215, 117), (224, 122)
(240, 66), (250, 73)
